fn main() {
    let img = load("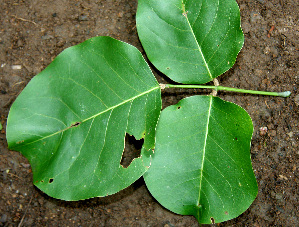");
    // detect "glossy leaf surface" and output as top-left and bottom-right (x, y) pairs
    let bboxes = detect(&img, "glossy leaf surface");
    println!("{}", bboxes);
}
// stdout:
(144, 96), (257, 223)
(7, 36), (162, 200)
(137, 0), (244, 84)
